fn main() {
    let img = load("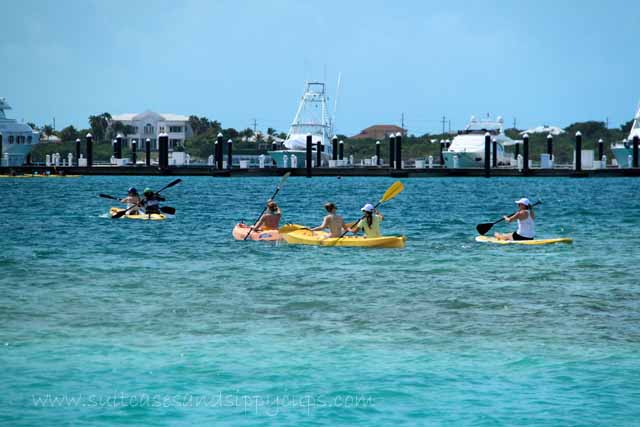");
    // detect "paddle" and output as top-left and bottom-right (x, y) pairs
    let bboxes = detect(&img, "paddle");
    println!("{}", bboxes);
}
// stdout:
(111, 179), (182, 219)
(243, 172), (291, 240)
(334, 181), (405, 242)
(99, 194), (175, 214)
(475, 200), (541, 235)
